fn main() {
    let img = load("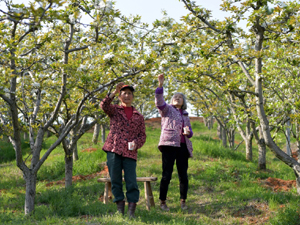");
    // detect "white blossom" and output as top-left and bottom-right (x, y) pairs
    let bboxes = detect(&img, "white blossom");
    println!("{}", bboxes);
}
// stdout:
(31, 89), (37, 95)
(77, 65), (88, 71)
(69, 15), (76, 24)
(98, 1), (106, 9)
(151, 70), (158, 75)
(160, 59), (168, 65)
(96, 0), (113, 11)
(140, 60), (146, 65)
(103, 52), (114, 60)
(239, 85), (246, 91)
(32, 82), (40, 88)
(261, 22), (268, 28)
